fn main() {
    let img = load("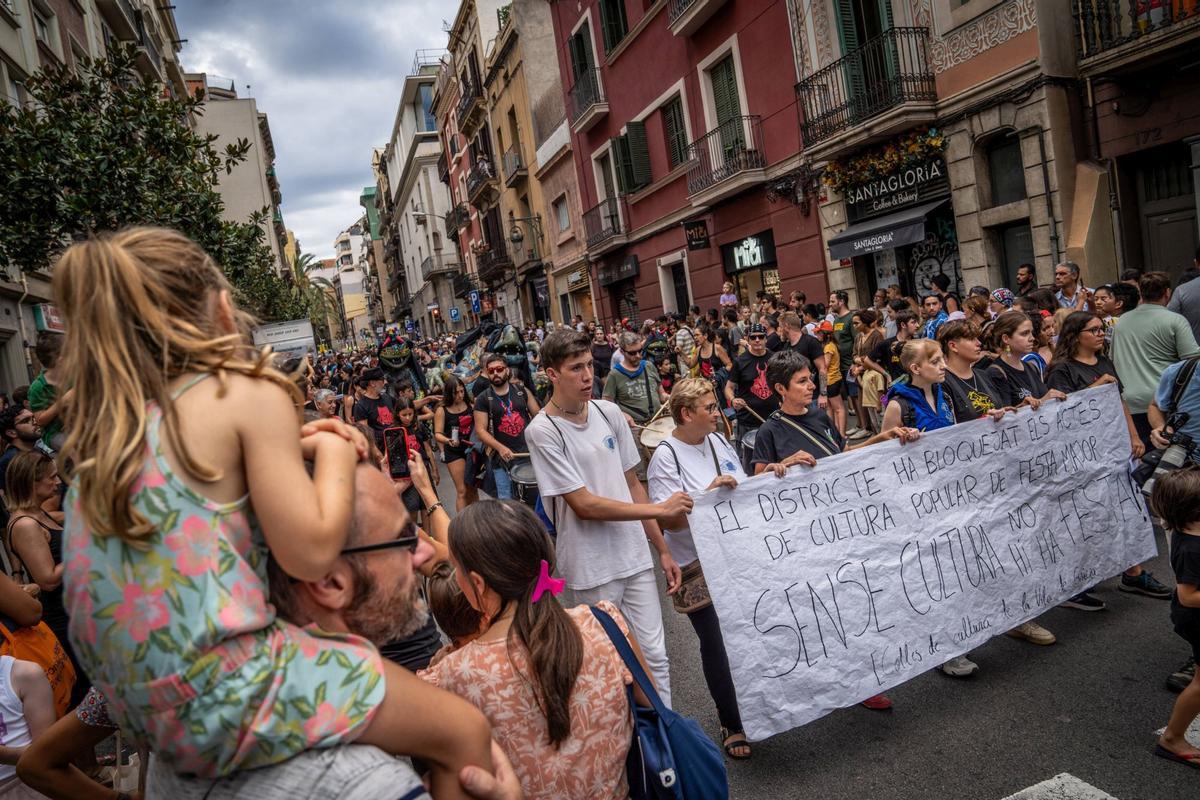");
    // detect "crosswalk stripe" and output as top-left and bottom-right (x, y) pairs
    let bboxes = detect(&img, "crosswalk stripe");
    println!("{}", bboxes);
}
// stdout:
(1000, 773), (1118, 800)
